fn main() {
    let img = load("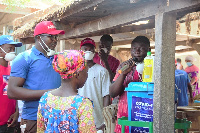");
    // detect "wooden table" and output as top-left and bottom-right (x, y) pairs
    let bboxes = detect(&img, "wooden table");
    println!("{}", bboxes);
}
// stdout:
(177, 106), (200, 132)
